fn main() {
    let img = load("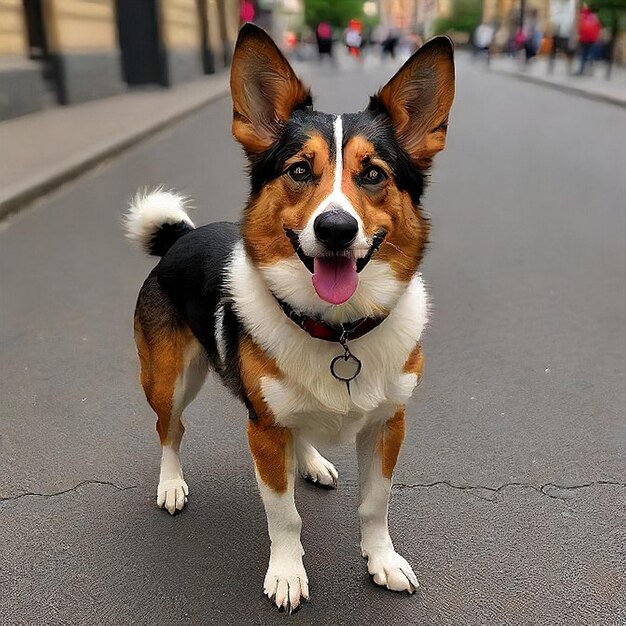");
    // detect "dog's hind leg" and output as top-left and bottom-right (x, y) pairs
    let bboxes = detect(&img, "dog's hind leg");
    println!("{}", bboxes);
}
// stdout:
(295, 437), (338, 488)
(134, 277), (208, 514)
